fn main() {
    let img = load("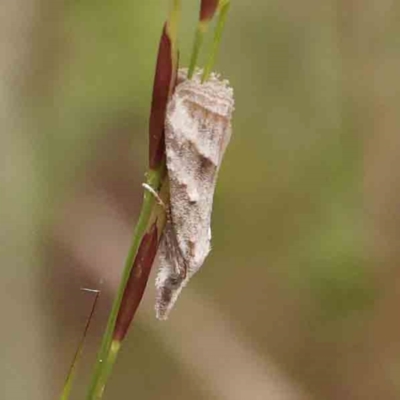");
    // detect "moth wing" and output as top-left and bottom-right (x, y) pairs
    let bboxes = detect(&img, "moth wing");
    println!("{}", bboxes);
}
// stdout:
(155, 223), (187, 320)
(157, 69), (234, 319)
(165, 69), (234, 277)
